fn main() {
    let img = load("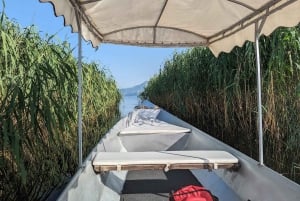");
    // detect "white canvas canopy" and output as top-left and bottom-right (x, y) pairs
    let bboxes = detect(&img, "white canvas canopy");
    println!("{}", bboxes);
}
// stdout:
(39, 0), (300, 167)
(41, 0), (299, 56)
